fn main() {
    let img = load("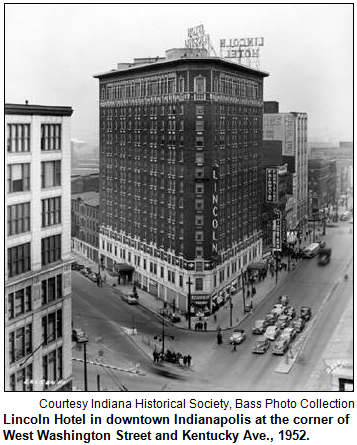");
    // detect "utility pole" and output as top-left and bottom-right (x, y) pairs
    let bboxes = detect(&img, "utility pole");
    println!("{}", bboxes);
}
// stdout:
(83, 340), (88, 391)
(241, 270), (246, 313)
(323, 206), (326, 236)
(187, 276), (193, 329)
(97, 374), (101, 391)
(275, 250), (278, 284)
(161, 303), (165, 354)
(229, 295), (233, 327)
